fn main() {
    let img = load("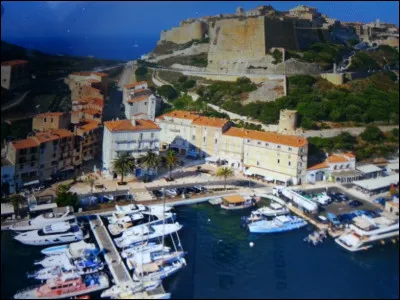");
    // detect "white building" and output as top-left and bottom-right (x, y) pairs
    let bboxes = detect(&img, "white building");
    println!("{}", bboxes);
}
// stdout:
(1, 158), (16, 196)
(123, 81), (160, 121)
(102, 118), (161, 175)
